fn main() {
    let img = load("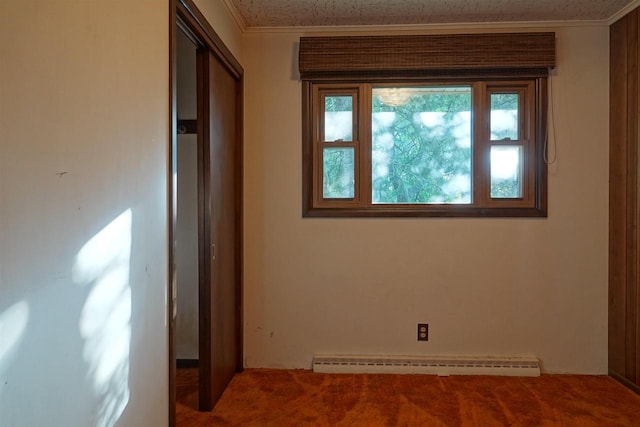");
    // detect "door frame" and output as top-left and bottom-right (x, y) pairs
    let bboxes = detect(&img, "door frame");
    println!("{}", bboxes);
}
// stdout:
(169, 0), (244, 423)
